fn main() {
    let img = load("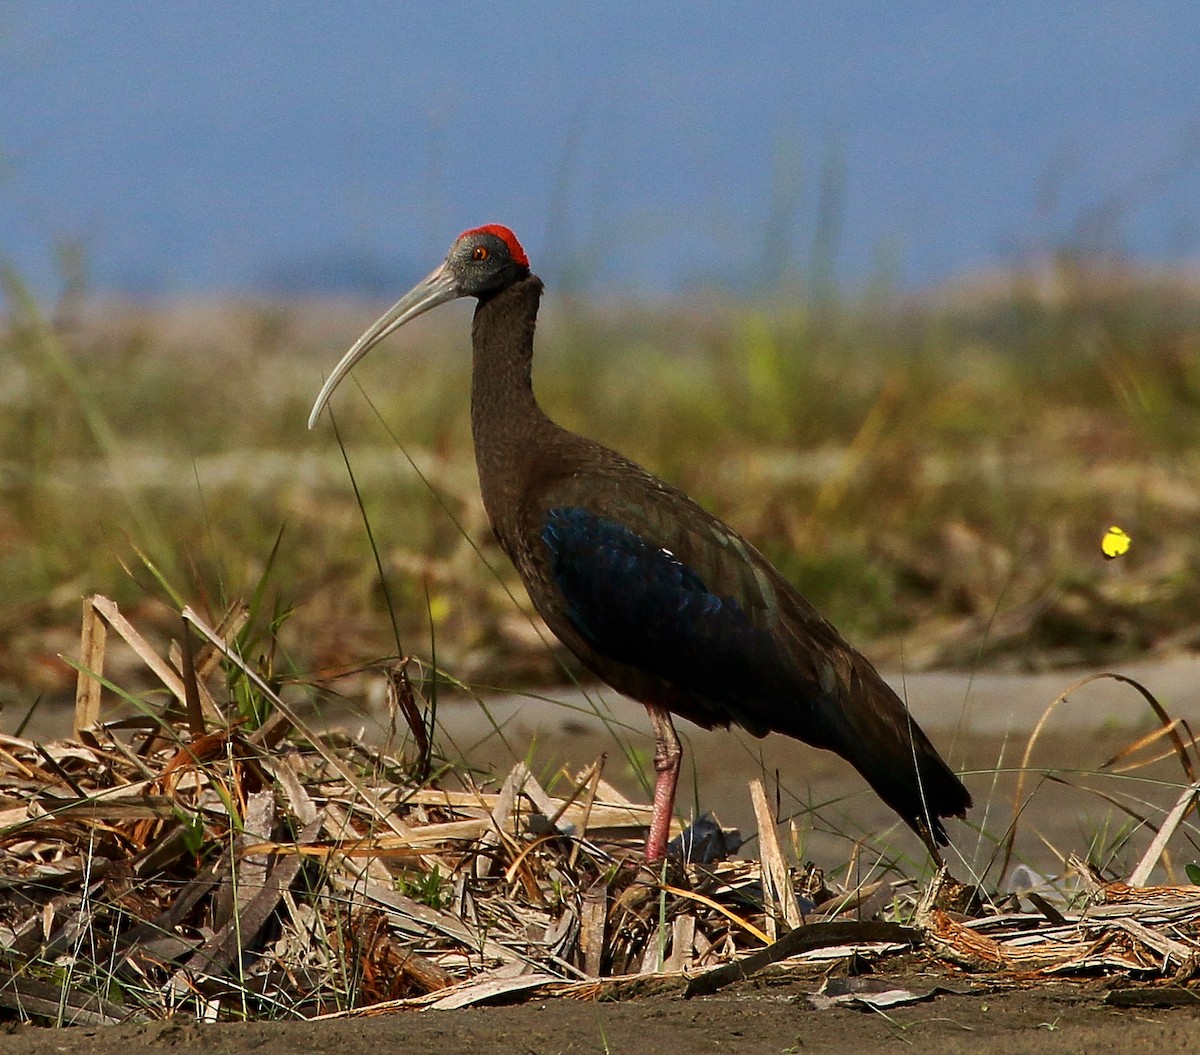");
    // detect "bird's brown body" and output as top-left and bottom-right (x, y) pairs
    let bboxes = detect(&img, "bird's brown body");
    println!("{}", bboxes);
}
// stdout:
(310, 225), (972, 860)
(471, 274), (969, 849)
